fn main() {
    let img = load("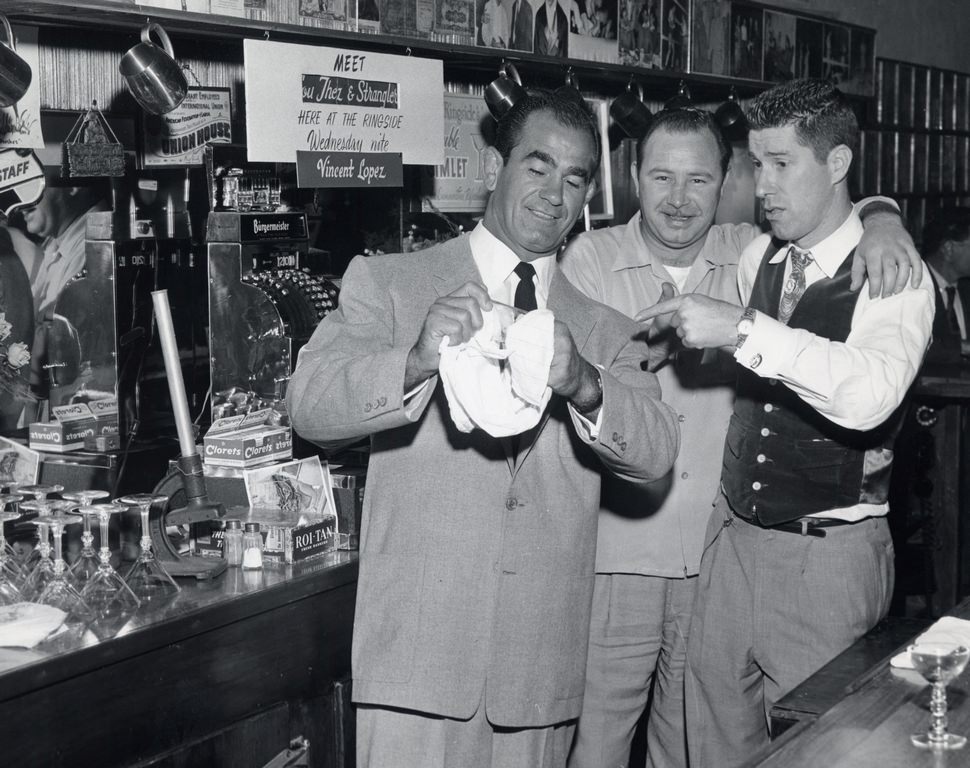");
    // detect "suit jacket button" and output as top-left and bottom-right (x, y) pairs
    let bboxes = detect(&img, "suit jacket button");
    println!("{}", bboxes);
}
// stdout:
(506, 498), (517, 510)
